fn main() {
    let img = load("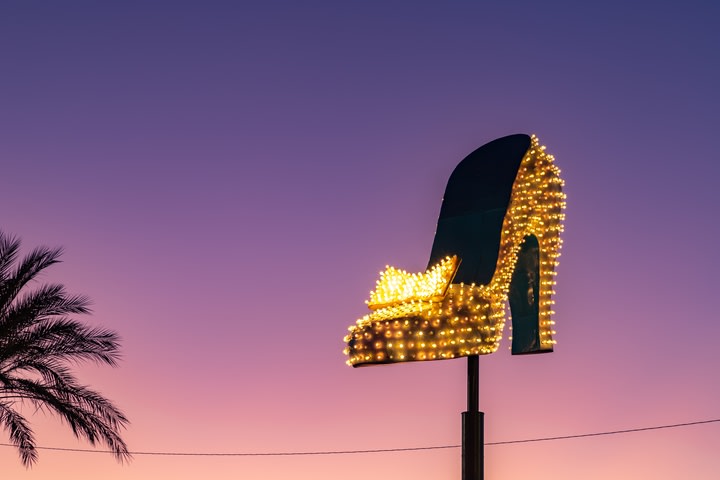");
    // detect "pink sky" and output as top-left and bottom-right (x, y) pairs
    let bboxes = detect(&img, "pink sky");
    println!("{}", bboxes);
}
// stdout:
(2, 1), (719, 478)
